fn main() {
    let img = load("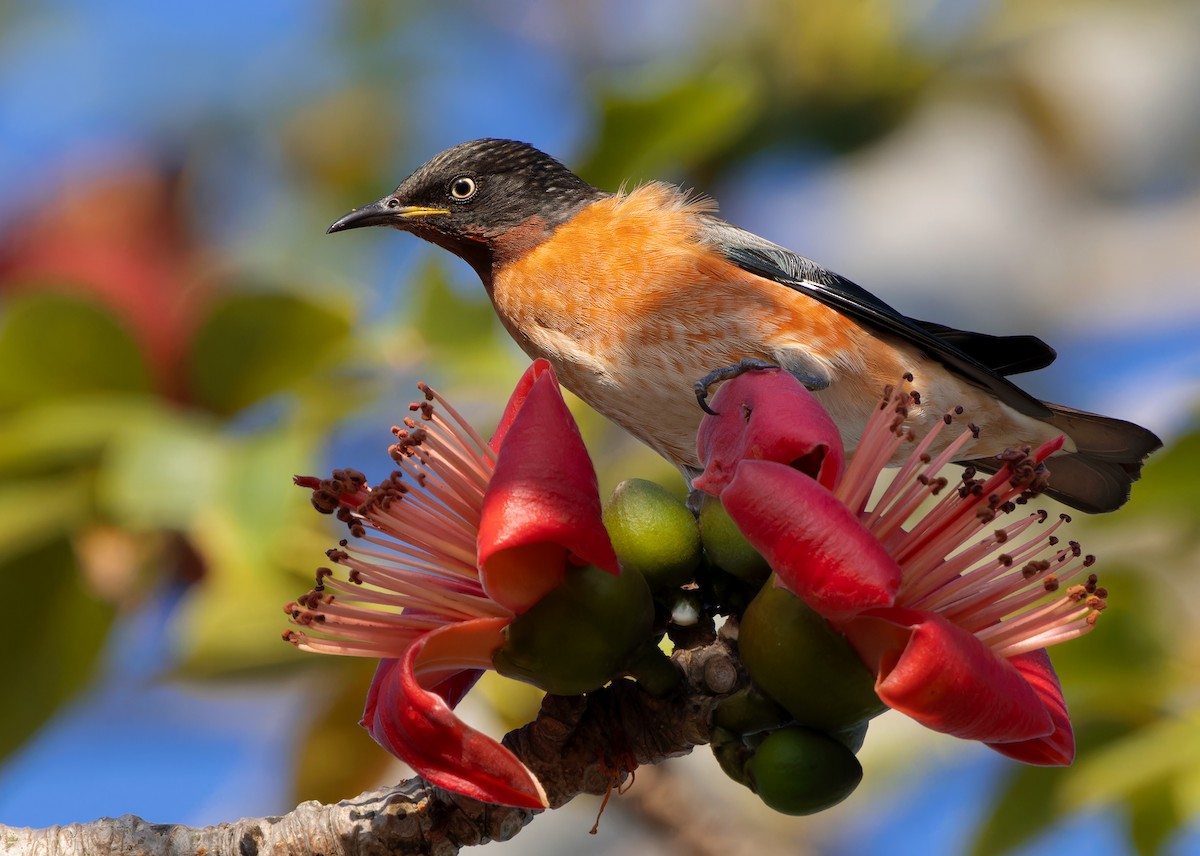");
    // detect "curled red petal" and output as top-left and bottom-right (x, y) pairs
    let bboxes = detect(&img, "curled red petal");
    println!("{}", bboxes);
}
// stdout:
(986, 649), (1075, 766)
(479, 365), (617, 614)
(695, 369), (844, 496)
(720, 460), (899, 621)
(847, 607), (1055, 745)
(361, 618), (548, 809)
(489, 359), (556, 453)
